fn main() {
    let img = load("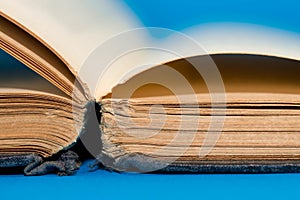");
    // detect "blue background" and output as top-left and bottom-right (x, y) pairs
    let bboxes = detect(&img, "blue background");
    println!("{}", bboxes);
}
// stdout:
(124, 0), (300, 34)
(2, 0), (300, 199)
